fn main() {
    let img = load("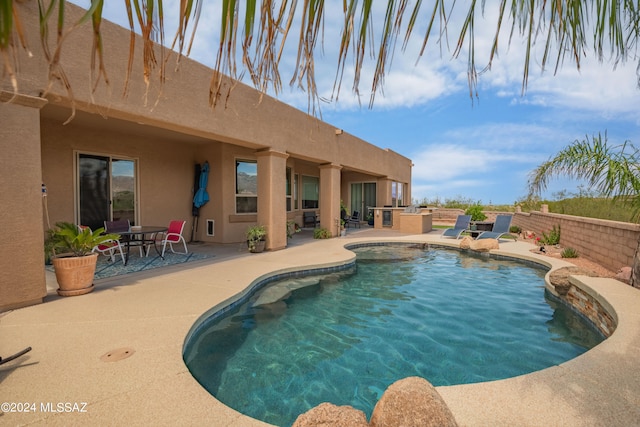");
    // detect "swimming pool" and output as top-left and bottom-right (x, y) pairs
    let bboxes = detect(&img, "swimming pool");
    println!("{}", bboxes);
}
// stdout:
(184, 244), (604, 426)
